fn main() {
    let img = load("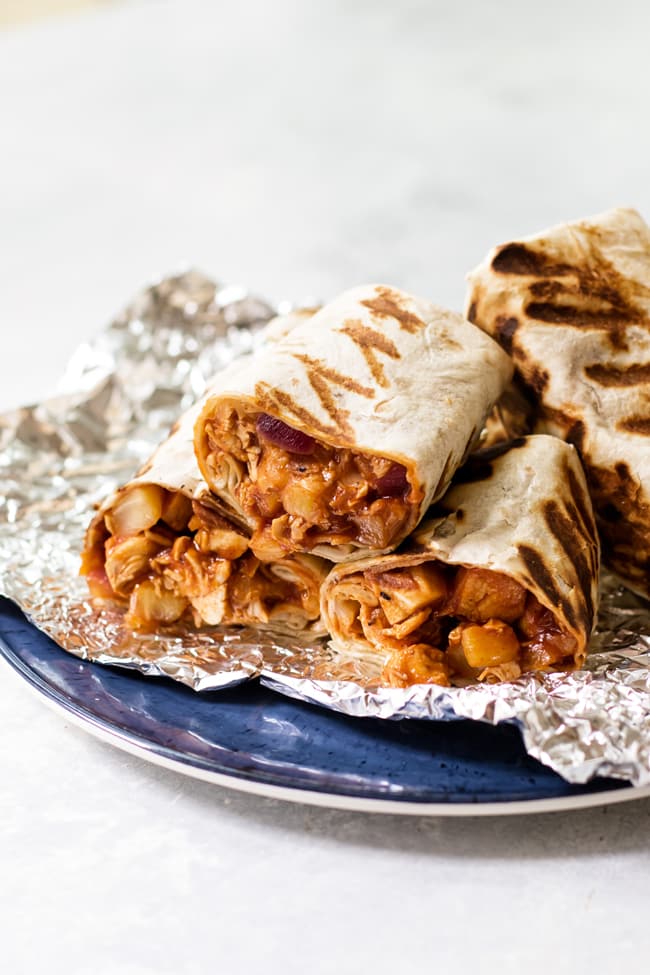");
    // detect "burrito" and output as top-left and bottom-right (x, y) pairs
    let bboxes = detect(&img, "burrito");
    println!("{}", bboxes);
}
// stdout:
(466, 207), (650, 598)
(194, 284), (513, 563)
(81, 402), (329, 635)
(320, 436), (599, 687)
